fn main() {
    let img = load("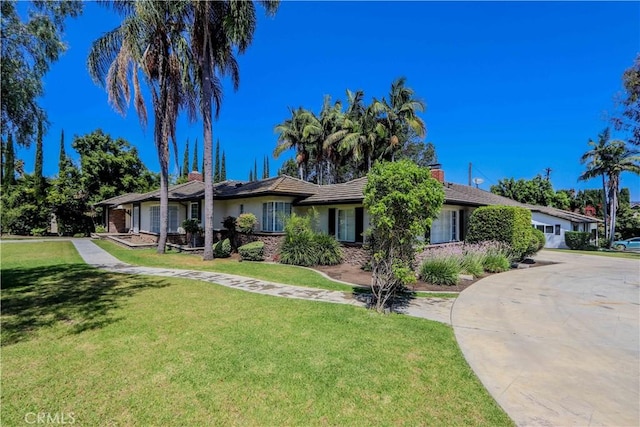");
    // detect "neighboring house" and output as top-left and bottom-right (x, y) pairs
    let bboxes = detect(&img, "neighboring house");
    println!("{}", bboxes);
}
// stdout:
(95, 168), (601, 249)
